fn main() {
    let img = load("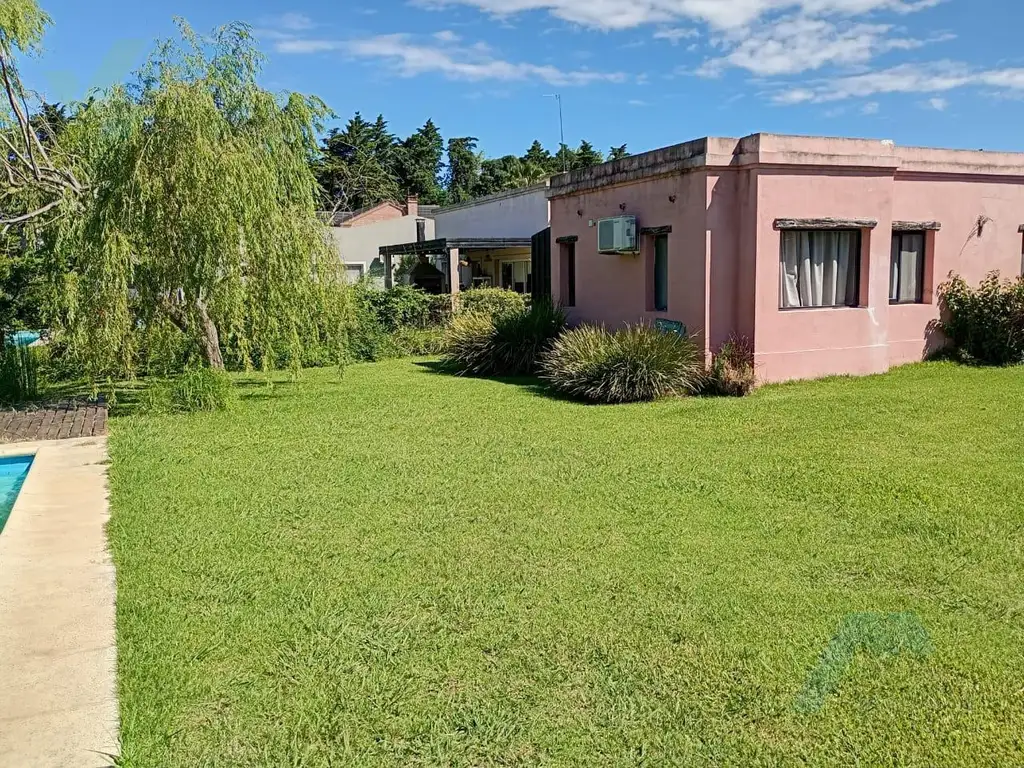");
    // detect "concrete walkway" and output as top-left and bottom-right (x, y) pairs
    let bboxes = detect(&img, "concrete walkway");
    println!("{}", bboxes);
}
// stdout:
(0, 438), (118, 768)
